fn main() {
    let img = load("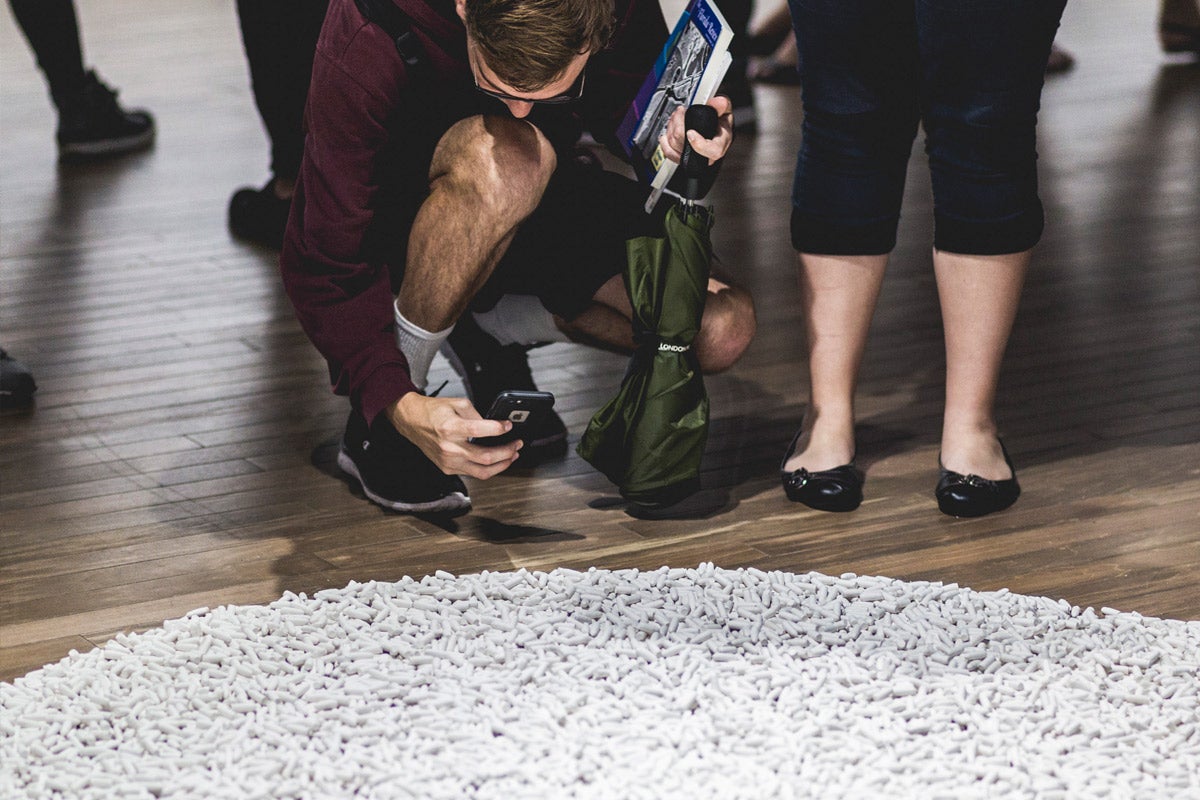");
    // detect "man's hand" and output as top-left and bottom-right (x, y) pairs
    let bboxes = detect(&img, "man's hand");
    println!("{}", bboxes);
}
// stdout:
(387, 393), (522, 480)
(658, 95), (734, 166)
